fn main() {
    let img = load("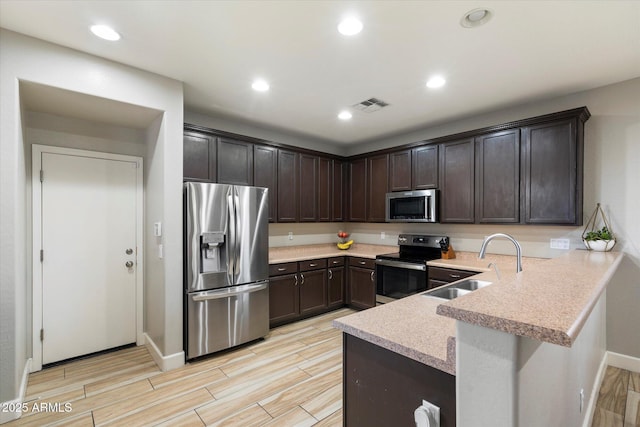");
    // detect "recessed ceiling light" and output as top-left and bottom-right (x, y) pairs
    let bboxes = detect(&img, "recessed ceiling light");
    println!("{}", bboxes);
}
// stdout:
(338, 18), (363, 36)
(90, 24), (121, 41)
(338, 111), (352, 120)
(426, 76), (446, 89)
(251, 80), (270, 92)
(460, 8), (493, 28)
